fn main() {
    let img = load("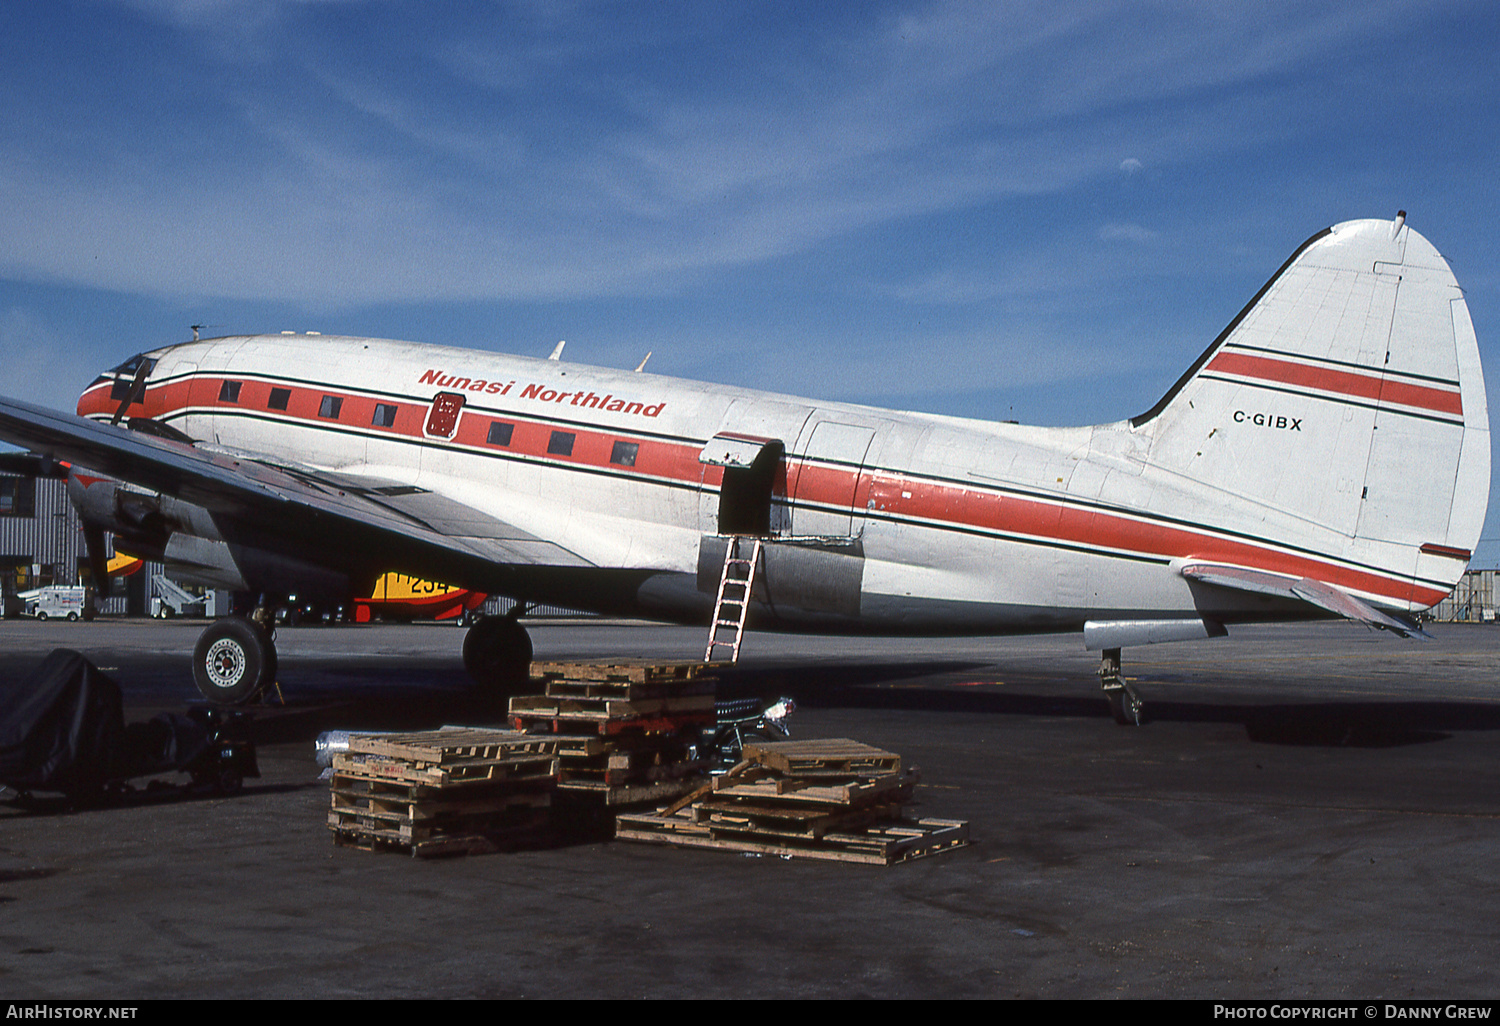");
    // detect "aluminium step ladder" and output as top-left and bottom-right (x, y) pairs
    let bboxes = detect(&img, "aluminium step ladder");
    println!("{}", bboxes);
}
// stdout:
(705, 536), (764, 663)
